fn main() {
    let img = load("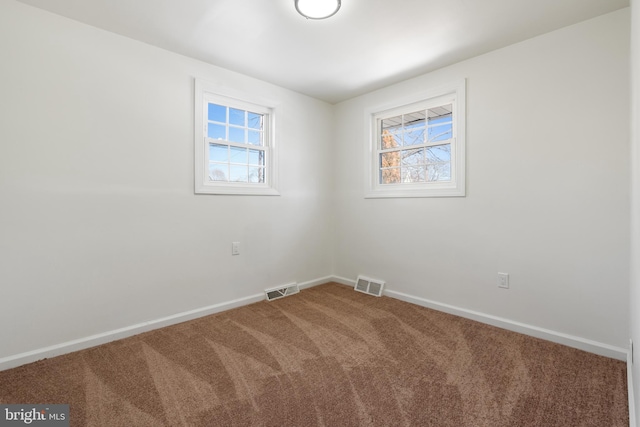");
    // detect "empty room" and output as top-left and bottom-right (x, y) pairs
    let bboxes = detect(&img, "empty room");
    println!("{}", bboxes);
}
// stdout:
(1, 0), (640, 425)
